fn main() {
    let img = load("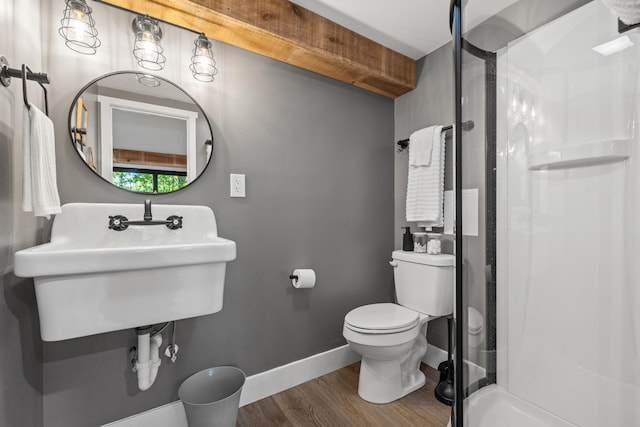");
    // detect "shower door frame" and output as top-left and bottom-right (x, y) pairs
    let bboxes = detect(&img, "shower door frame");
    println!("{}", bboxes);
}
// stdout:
(452, 1), (498, 425)
(452, 2), (464, 424)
